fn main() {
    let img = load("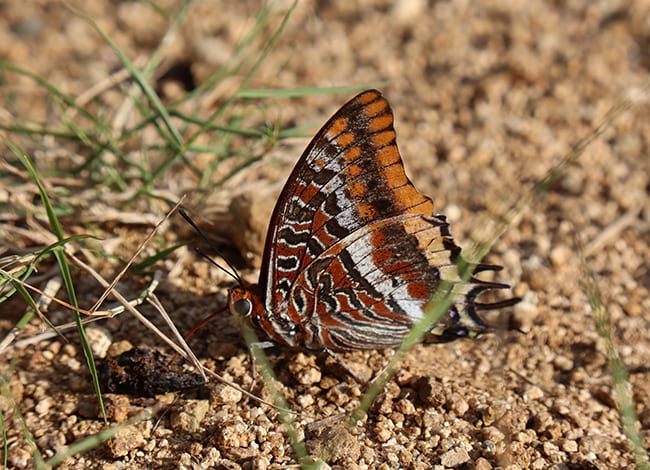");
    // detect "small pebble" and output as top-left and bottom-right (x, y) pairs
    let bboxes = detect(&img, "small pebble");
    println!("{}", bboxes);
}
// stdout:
(107, 425), (145, 457)
(171, 400), (210, 433)
(86, 326), (112, 358)
(211, 383), (243, 405)
(439, 447), (470, 467)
